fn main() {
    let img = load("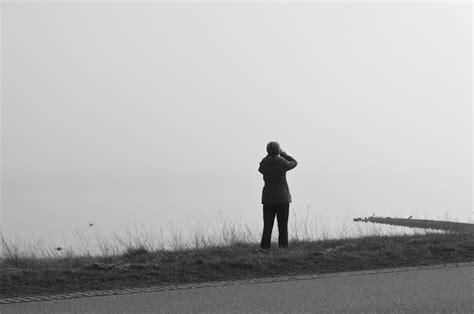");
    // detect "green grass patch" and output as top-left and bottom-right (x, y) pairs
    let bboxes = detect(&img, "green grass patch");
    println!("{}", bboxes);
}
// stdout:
(1, 232), (473, 298)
